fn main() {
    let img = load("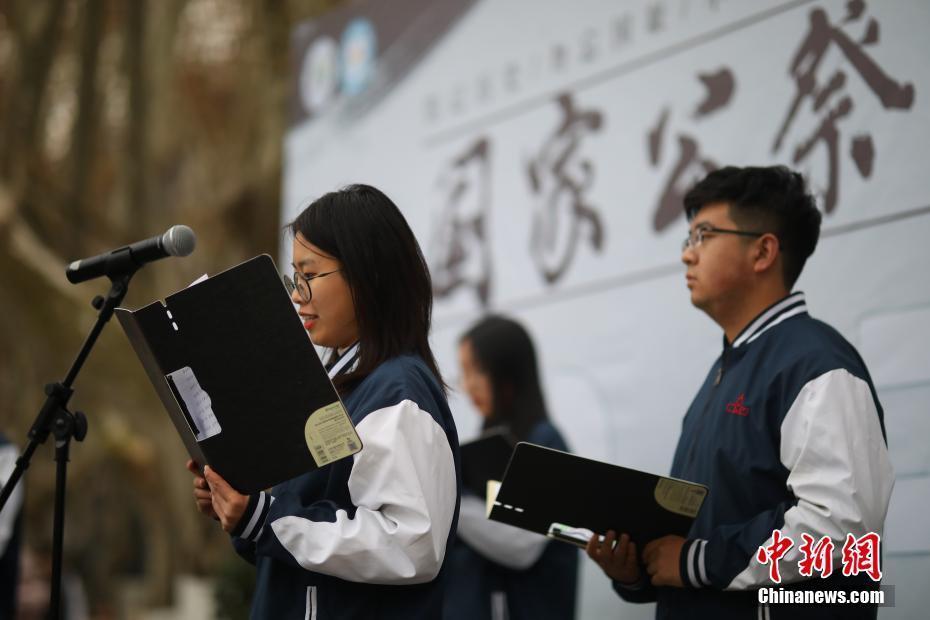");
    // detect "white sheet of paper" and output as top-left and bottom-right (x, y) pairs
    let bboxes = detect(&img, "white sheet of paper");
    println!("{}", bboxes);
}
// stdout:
(167, 366), (222, 441)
